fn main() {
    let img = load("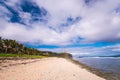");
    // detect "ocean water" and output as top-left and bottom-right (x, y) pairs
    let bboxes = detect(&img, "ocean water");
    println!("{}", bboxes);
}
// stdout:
(73, 57), (120, 80)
